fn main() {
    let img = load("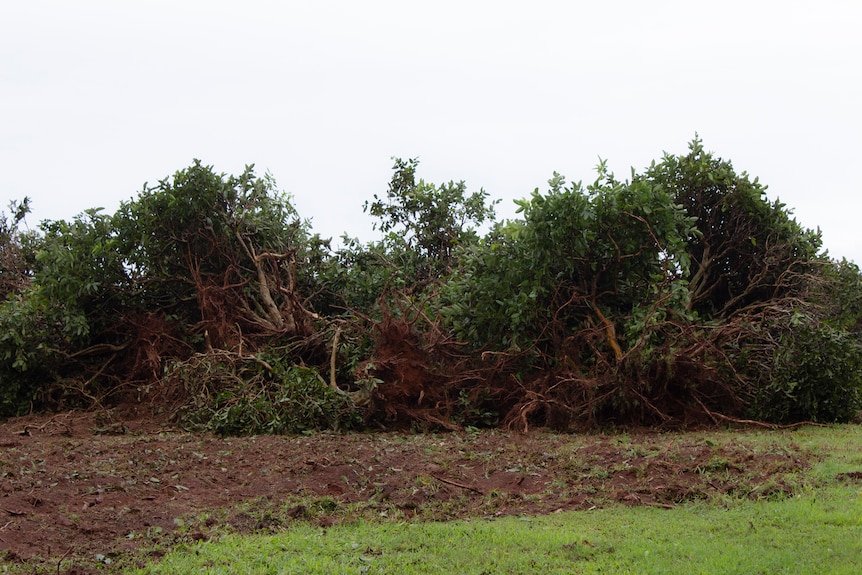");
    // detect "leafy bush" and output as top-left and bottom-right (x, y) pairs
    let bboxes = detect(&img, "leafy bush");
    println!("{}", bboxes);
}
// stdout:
(437, 141), (853, 427)
(0, 162), (327, 417)
(365, 157), (498, 285)
(744, 317), (862, 423)
(640, 137), (821, 320)
(0, 293), (56, 414)
(113, 160), (318, 346)
(441, 165), (696, 364)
